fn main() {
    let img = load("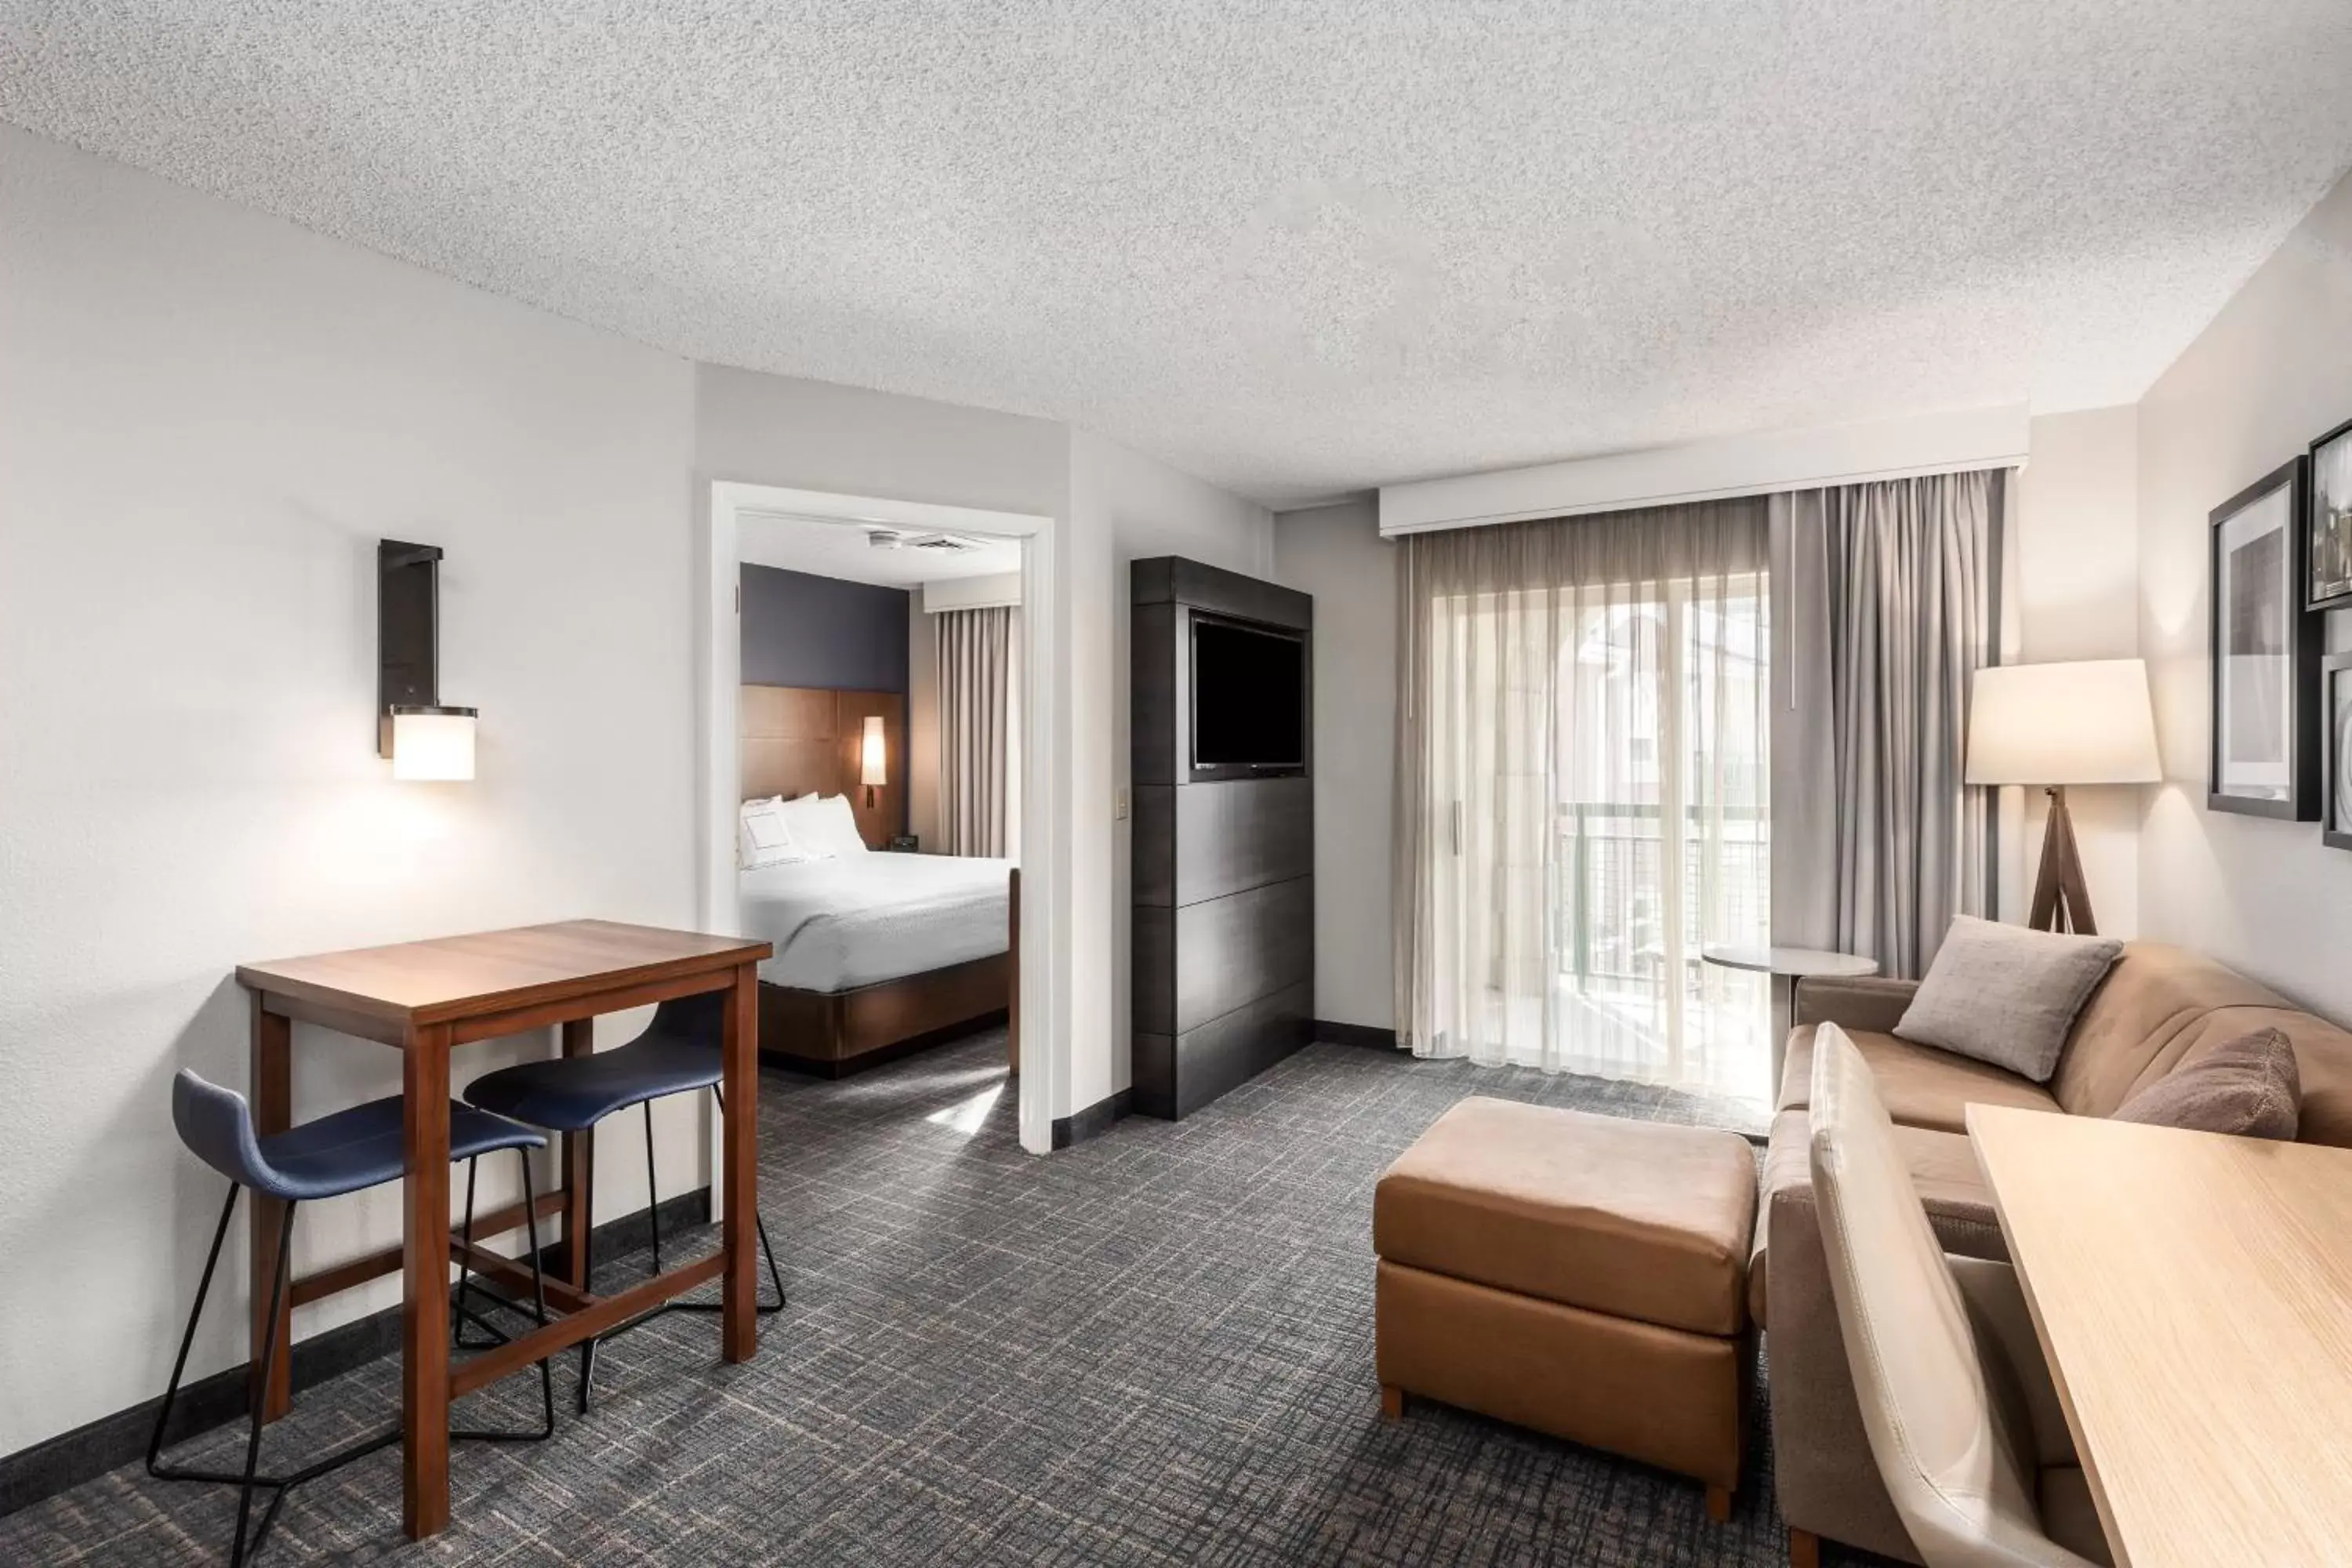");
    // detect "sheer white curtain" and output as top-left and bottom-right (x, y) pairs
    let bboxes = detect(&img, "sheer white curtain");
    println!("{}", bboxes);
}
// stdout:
(1394, 499), (1773, 1099)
